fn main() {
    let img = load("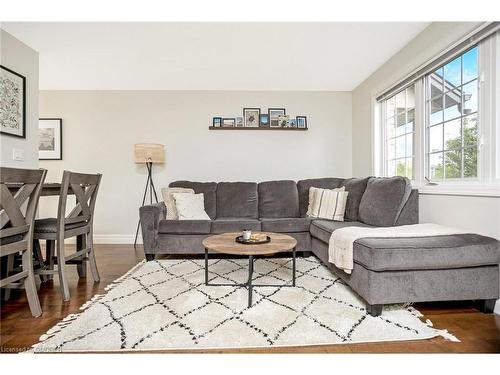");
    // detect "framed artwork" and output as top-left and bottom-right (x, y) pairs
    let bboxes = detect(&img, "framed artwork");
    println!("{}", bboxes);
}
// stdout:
(296, 116), (308, 129)
(259, 114), (269, 127)
(213, 117), (222, 127)
(288, 118), (297, 128)
(278, 115), (289, 128)
(268, 108), (286, 128)
(39, 118), (62, 160)
(236, 116), (244, 127)
(0, 65), (26, 138)
(243, 108), (260, 127)
(222, 118), (236, 127)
